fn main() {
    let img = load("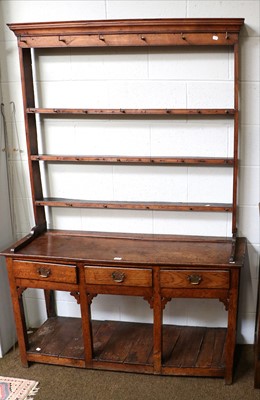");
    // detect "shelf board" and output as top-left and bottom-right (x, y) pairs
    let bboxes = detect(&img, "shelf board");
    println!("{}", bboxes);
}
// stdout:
(27, 108), (236, 116)
(28, 316), (85, 360)
(31, 155), (234, 166)
(162, 324), (226, 371)
(27, 317), (226, 374)
(35, 198), (233, 212)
